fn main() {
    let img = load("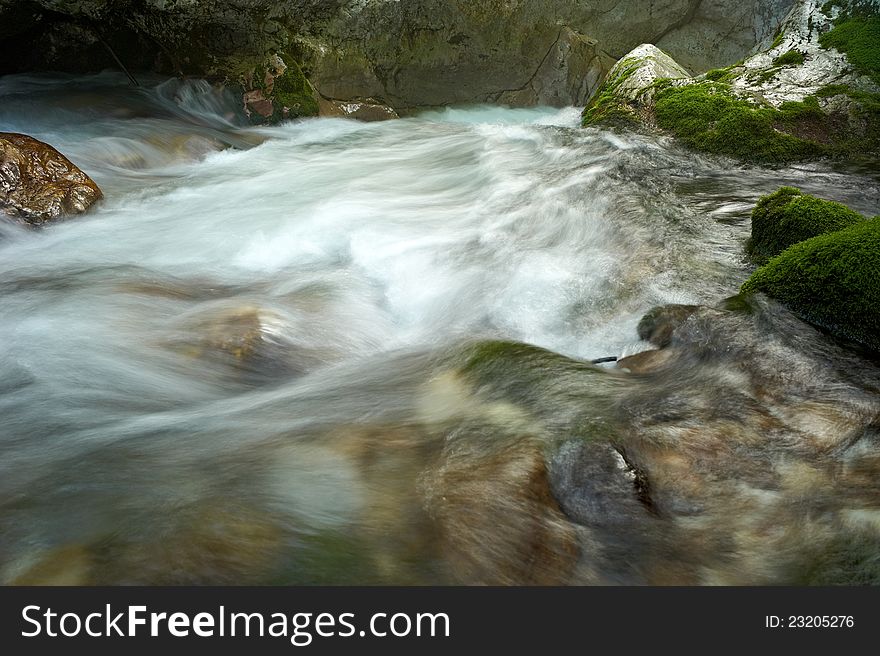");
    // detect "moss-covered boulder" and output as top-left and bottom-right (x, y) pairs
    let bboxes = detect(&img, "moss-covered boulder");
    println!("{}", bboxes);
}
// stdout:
(742, 217), (880, 350)
(747, 186), (866, 261)
(652, 81), (829, 162)
(582, 44), (690, 128)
